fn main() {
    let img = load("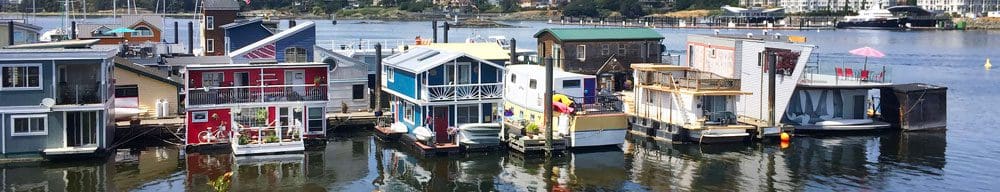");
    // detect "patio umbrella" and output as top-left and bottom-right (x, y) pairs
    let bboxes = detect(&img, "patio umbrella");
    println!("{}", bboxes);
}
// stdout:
(849, 46), (885, 71)
(103, 27), (137, 35)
